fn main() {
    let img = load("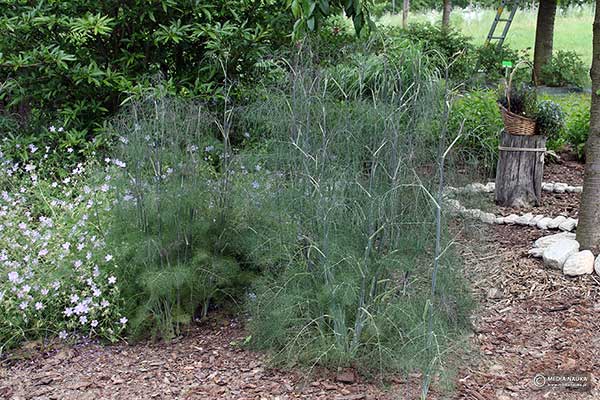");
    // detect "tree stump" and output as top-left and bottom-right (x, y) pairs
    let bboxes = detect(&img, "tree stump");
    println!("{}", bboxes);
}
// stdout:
(495, 130), (546, 208)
